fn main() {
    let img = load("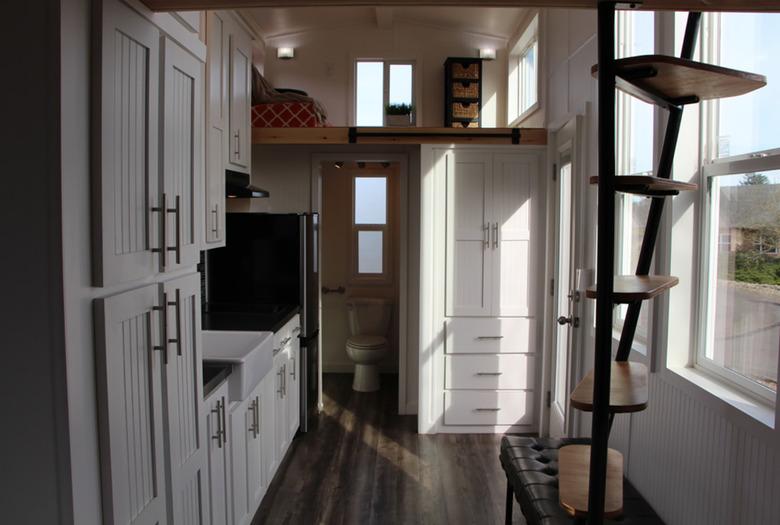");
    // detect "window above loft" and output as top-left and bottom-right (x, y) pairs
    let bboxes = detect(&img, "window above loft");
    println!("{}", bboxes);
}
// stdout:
(355, 60), (416, 126)
(507, 14), (539, 124)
